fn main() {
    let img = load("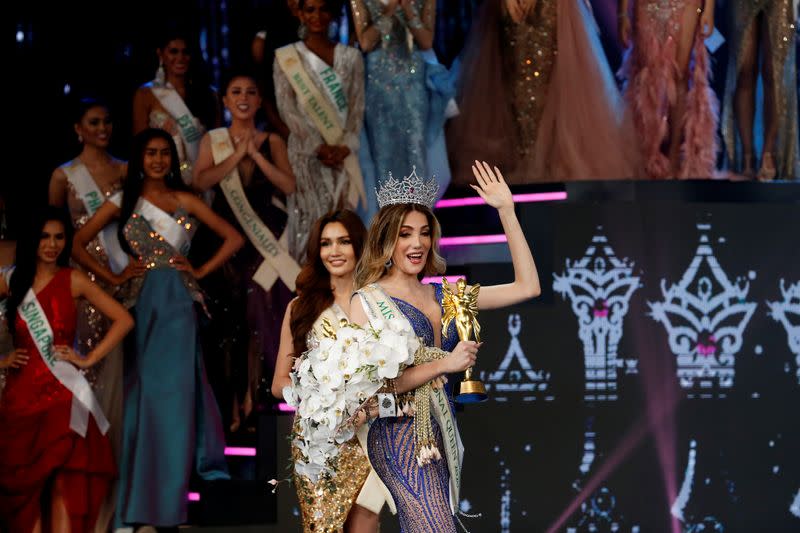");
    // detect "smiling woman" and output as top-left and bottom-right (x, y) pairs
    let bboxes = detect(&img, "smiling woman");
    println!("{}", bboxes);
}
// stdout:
(349, 162), (542, 532)
(71, 129), (244, 529)
(47, 97), (132, 532)
(132, 27), (221, 187)
(271, 209), (387, 532)
(0, 206), (133, 533)
(273, 0), (367, 256)
(192, 69), (296, 434)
